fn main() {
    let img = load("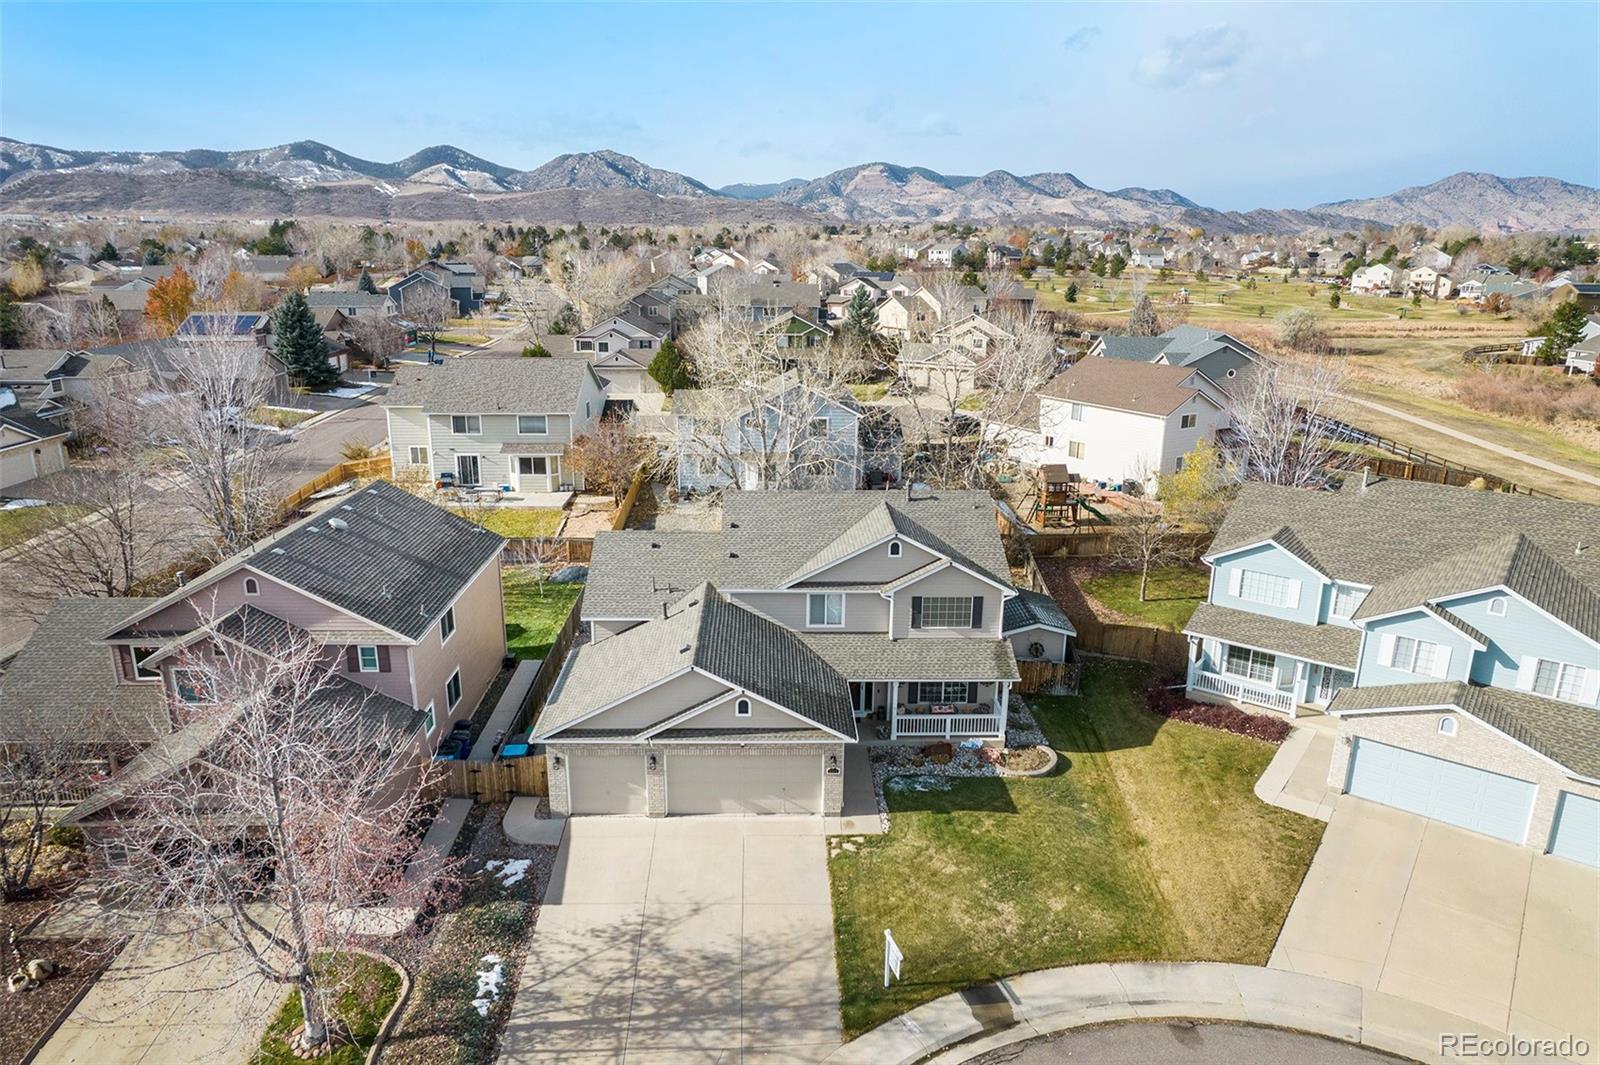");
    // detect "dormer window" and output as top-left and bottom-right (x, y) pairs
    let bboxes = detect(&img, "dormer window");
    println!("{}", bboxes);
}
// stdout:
(243, 577), (259, 596)
(735, 698), (752, 717)
(132, 647), (162, 681)
(888, 540), (902, 558)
